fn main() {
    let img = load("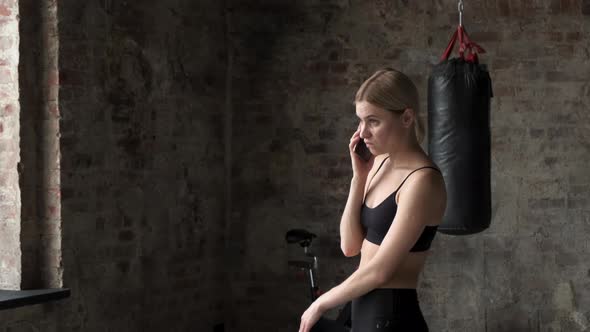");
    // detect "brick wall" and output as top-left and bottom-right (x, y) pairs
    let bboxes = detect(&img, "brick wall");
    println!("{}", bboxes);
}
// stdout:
(0, 0), (20, 290)
(228, 1), (590, 331)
